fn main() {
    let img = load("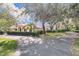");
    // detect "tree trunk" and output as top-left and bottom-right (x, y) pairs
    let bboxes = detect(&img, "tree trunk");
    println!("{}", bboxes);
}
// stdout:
(42, 21), (46, 34)
(50, 26), (53, 31)
(50, 23), (53, 31)
(19, 28), (21, 32)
